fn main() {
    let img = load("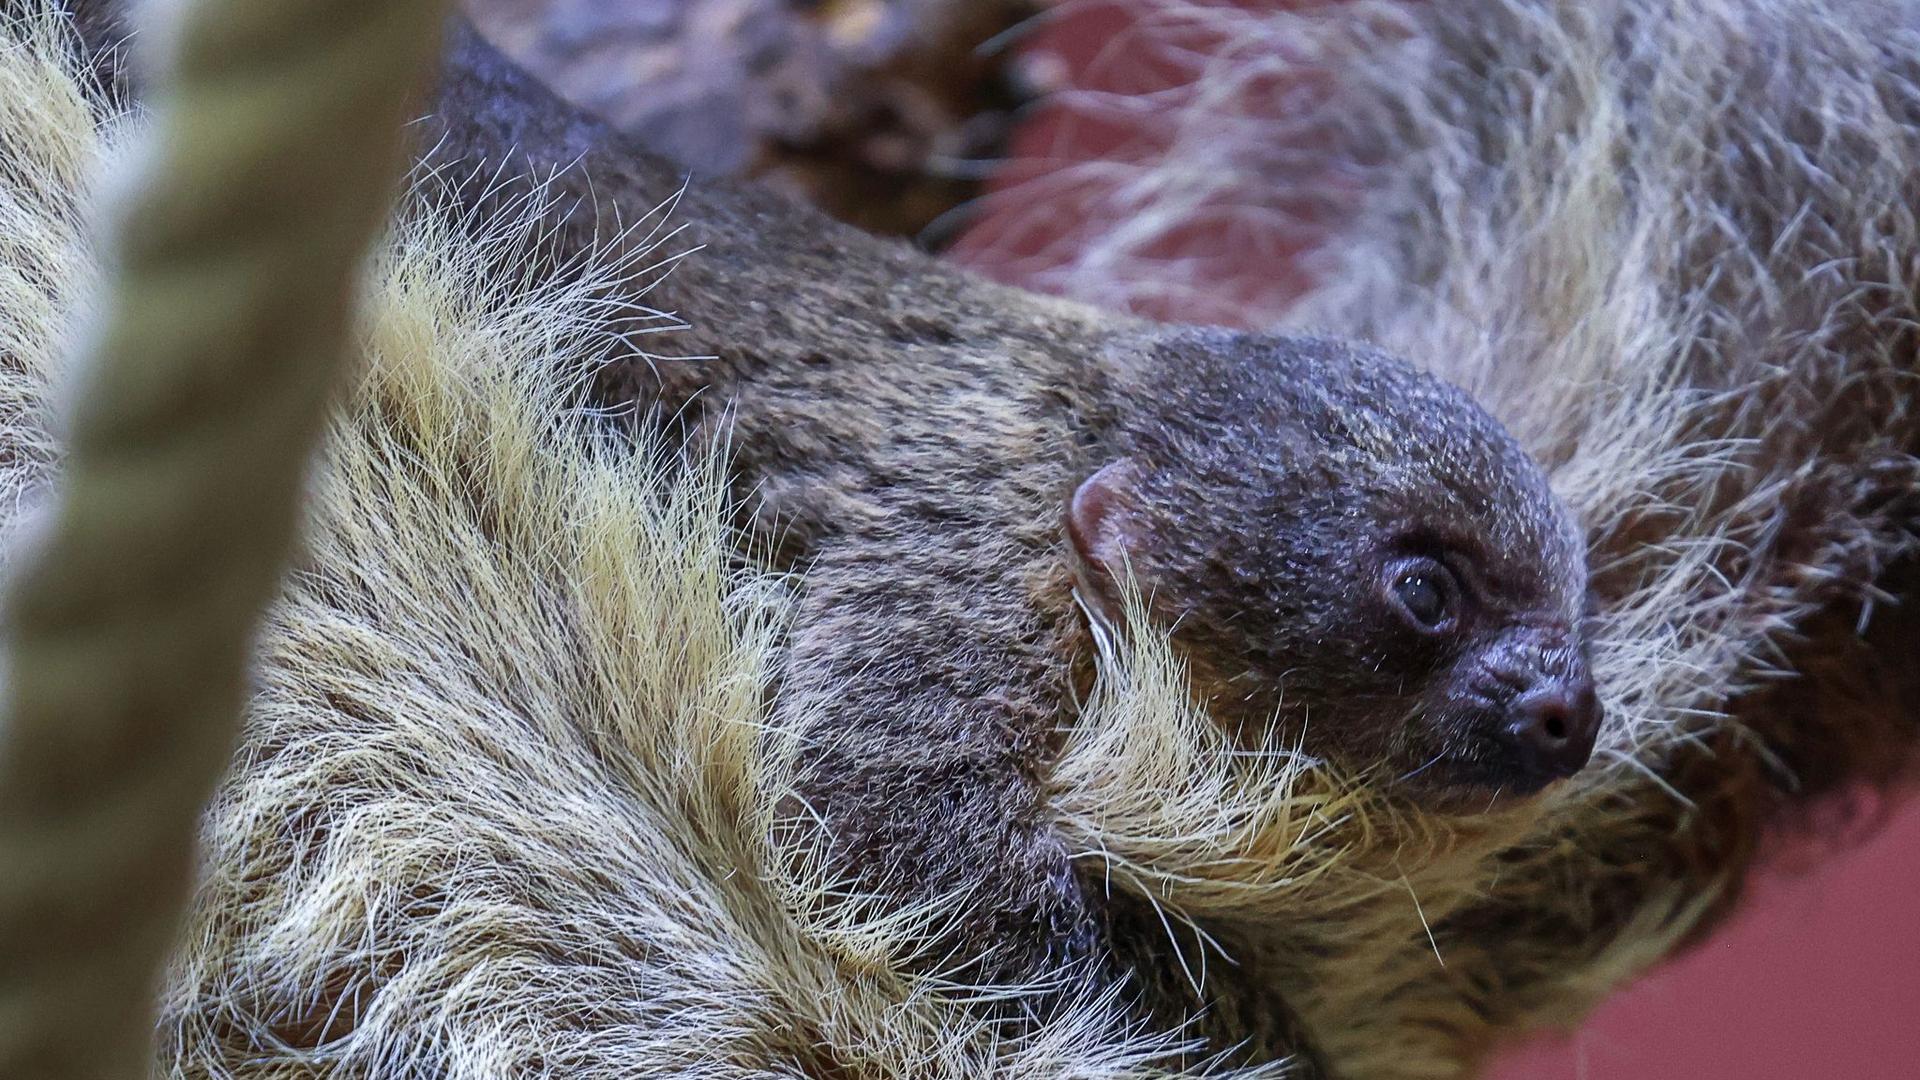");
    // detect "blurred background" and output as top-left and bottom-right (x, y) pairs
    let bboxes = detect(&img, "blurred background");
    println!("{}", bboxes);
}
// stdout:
(459, 0), (1920, 1074)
